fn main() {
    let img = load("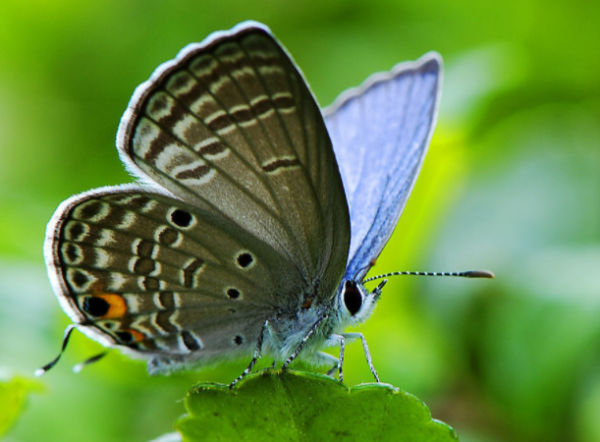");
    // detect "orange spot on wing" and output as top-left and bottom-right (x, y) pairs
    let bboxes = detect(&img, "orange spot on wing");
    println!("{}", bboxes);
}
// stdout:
(96, 293), (127, 319)
(125, 329), (146, 342)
